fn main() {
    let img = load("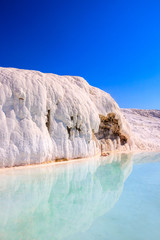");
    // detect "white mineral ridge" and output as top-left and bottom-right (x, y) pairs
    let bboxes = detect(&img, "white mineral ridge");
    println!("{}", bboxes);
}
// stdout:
(122, 109), (160, 151)
(0, 67), (130, 167)
(1, 67), (159, 168)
